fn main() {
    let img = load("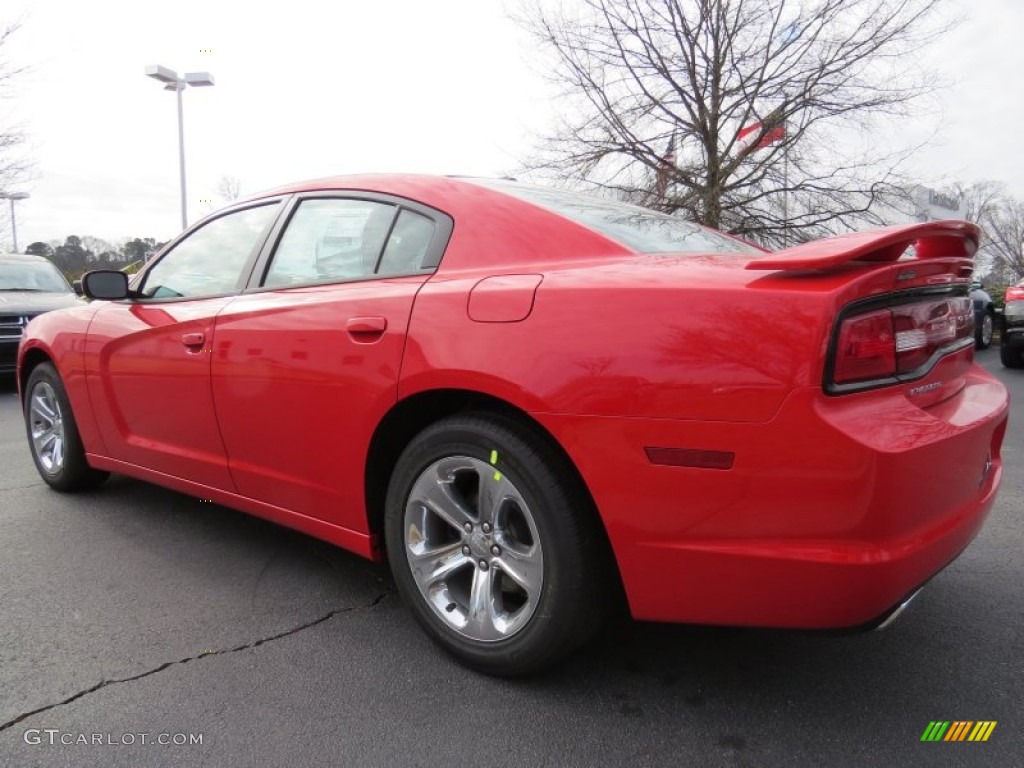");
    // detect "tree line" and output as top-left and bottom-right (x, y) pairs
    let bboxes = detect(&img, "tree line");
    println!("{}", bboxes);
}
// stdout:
(25, 236), (166, 280)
